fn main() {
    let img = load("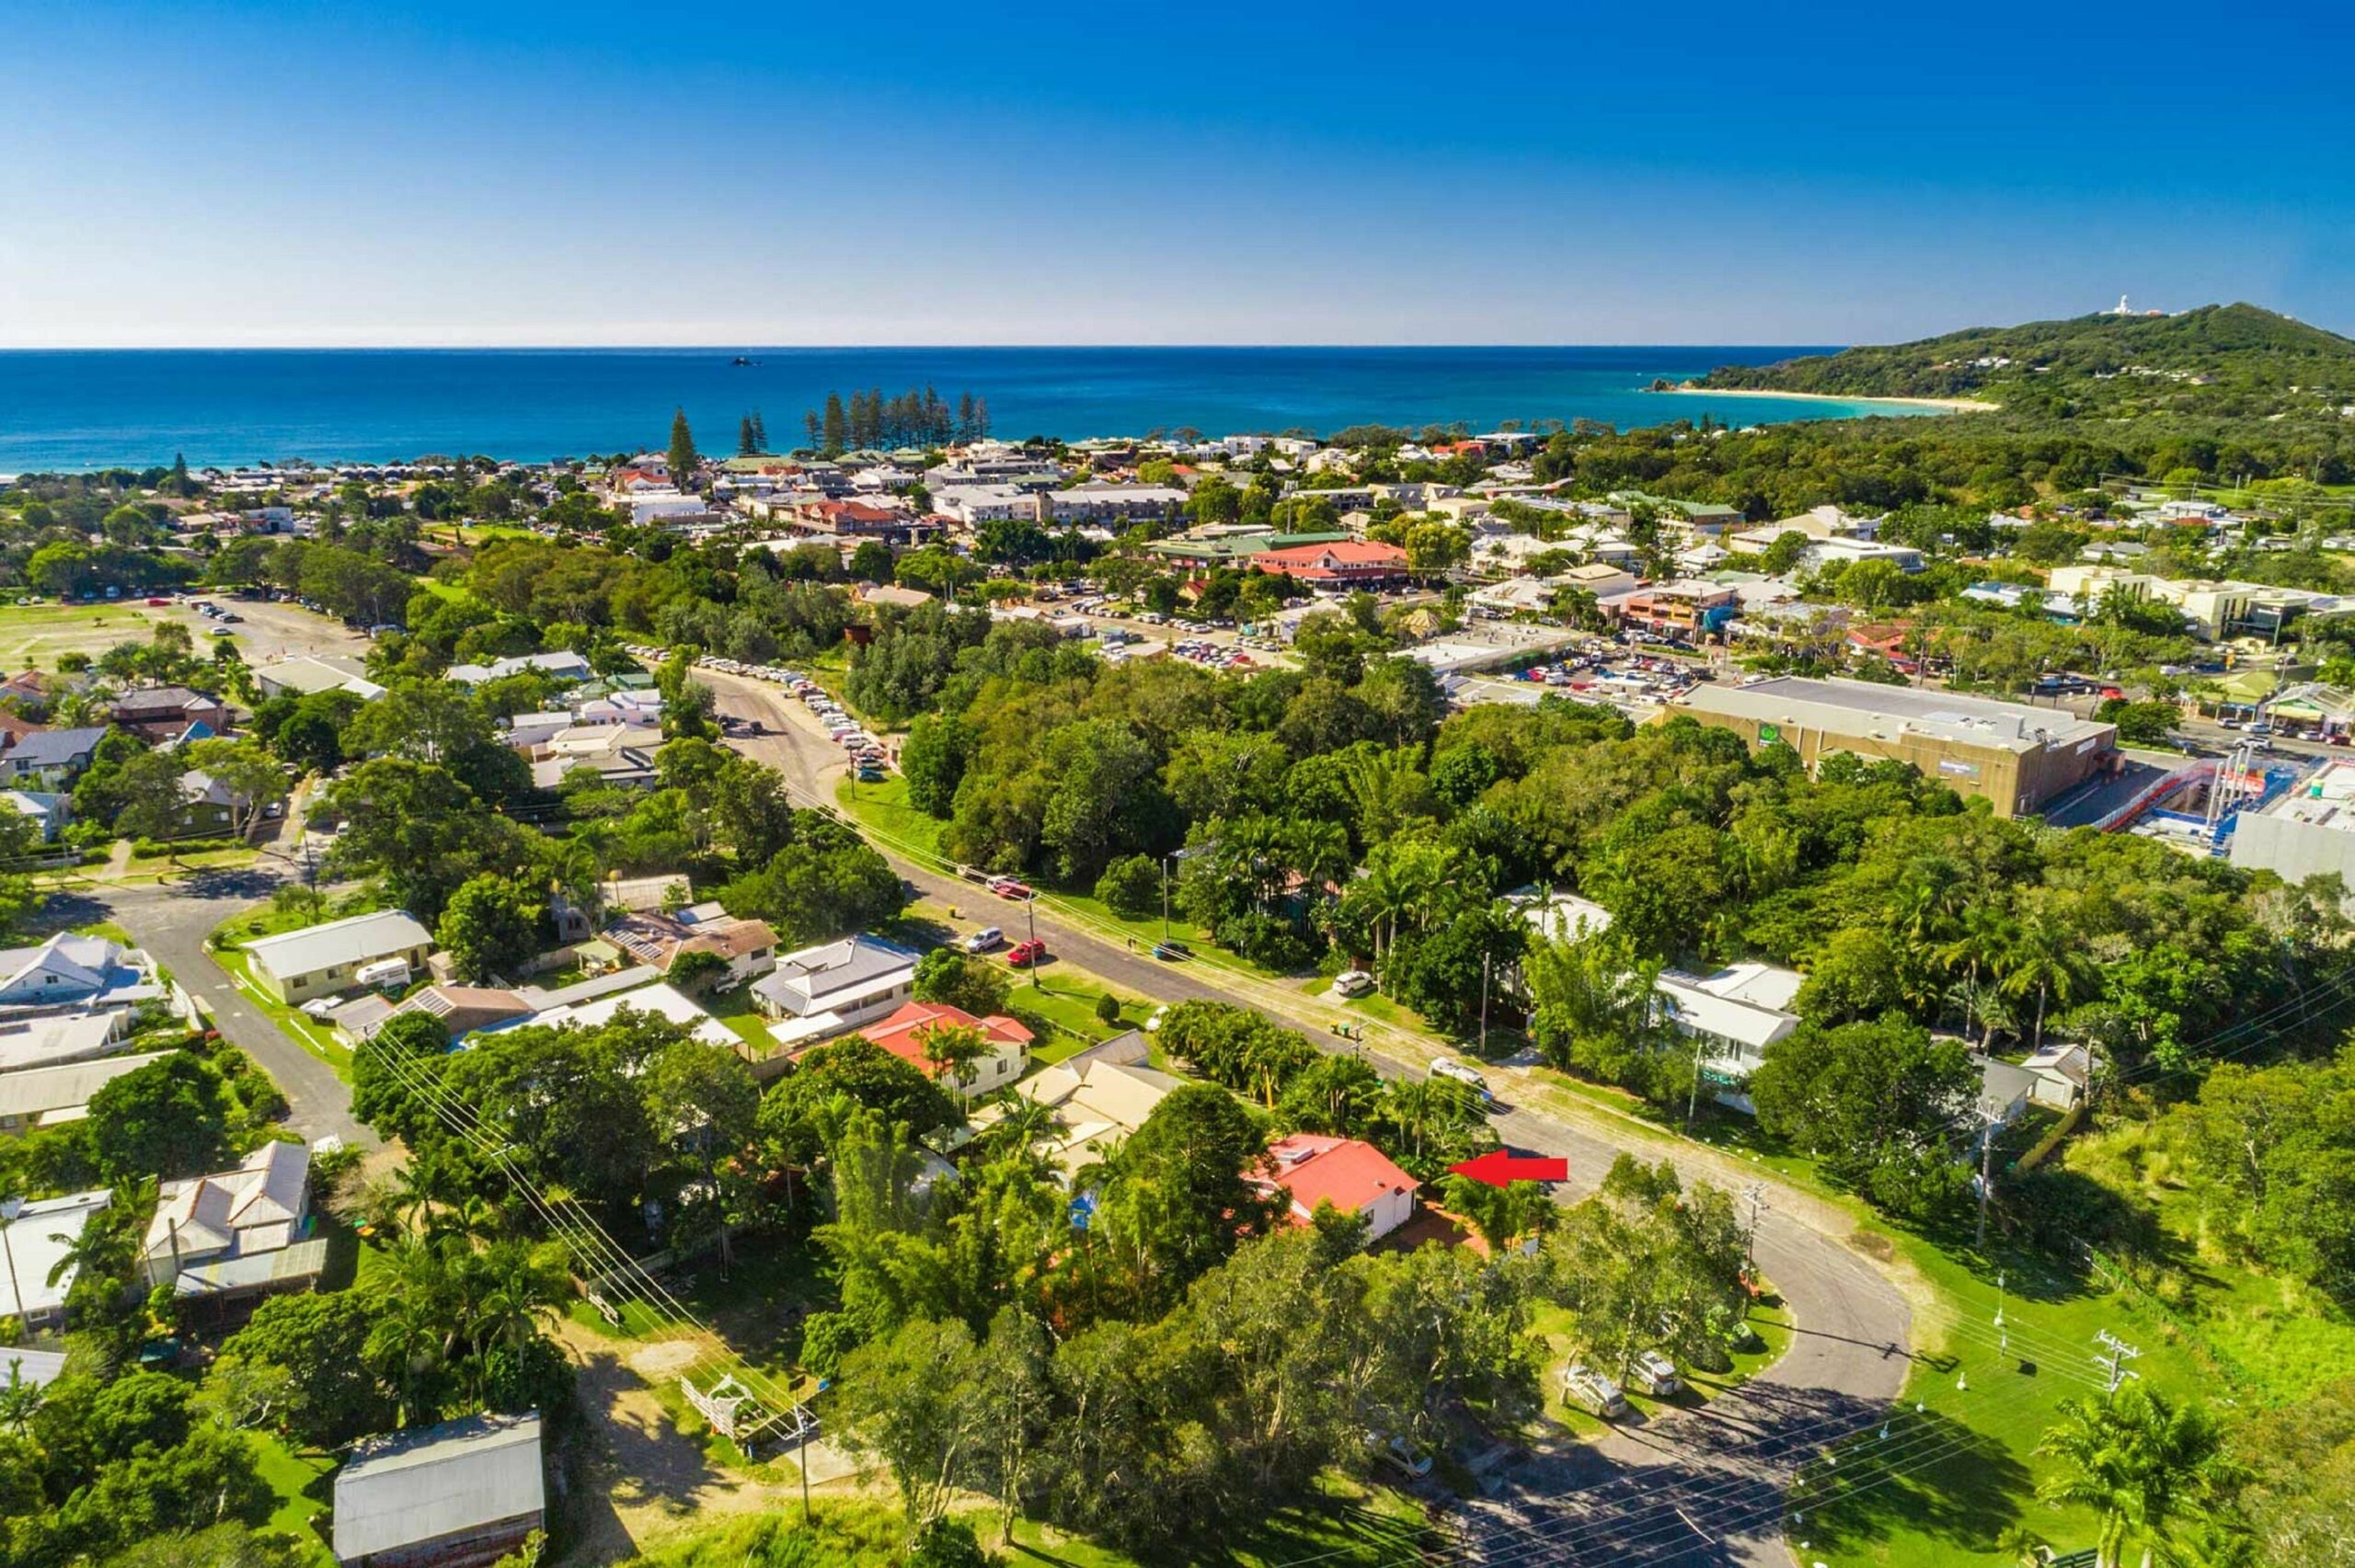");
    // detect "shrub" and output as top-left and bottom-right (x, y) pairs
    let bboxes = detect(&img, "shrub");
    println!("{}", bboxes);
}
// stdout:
(1214, 911), (1316, 972)
(1094, 992), (1123, 1026)
(1095, 853), (1161, 920)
